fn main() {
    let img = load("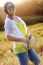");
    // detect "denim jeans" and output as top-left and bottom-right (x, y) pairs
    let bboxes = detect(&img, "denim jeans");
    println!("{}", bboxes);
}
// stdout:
(16, 49), (40, 65)
(28, 49), (40, 65)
